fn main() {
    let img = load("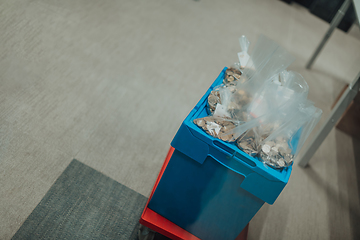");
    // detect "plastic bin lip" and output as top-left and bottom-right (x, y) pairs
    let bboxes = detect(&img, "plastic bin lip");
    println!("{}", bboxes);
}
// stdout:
(183, 67), (292, 184)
